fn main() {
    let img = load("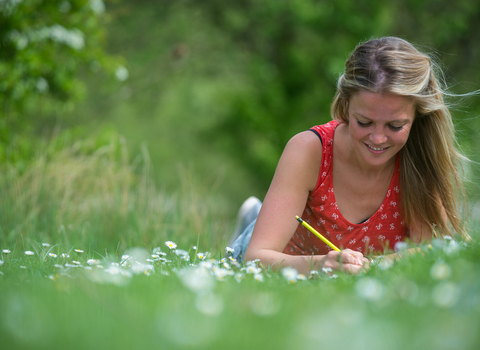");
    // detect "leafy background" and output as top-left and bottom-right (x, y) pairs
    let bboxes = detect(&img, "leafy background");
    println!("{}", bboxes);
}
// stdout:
(1, 0), (480, 249)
